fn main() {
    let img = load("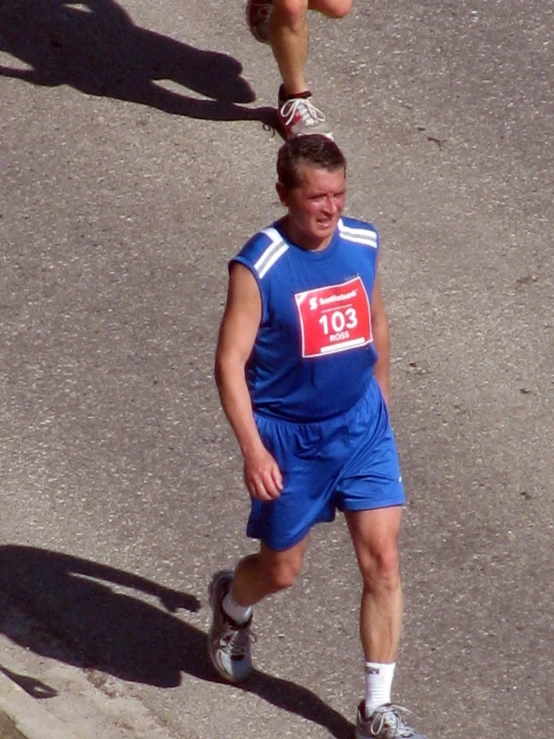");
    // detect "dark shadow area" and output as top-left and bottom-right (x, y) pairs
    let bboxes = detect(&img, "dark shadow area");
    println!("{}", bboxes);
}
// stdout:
(0, 0), (277, 125)
(0, 546), (352, 738)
